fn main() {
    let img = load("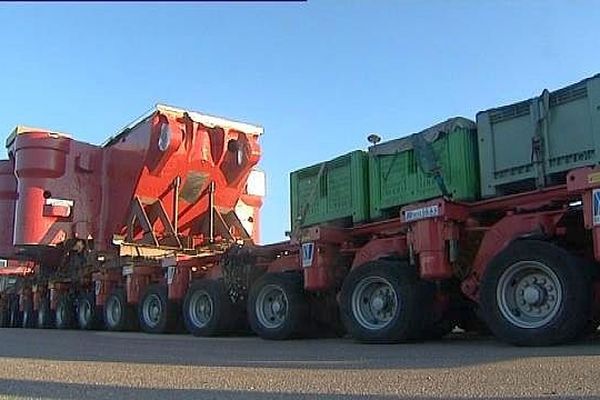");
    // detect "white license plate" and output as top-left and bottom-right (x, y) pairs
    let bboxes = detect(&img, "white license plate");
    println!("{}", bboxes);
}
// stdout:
(404, 205), (440, 222)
